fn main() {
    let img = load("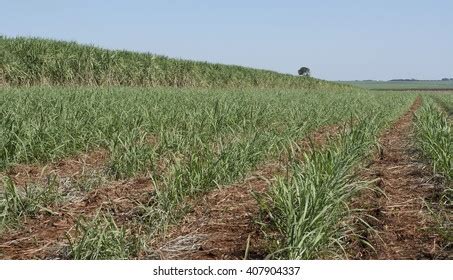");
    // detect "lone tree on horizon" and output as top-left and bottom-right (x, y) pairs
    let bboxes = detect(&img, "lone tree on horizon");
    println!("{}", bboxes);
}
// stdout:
(298, 67), (311, 77)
